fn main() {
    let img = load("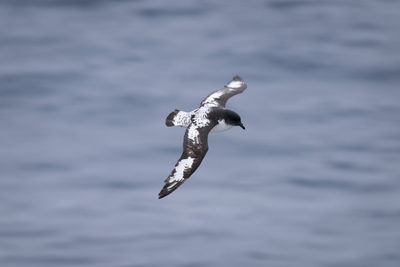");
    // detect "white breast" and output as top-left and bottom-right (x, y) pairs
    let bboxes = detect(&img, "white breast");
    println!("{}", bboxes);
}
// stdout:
(211, 119), (232, 133)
